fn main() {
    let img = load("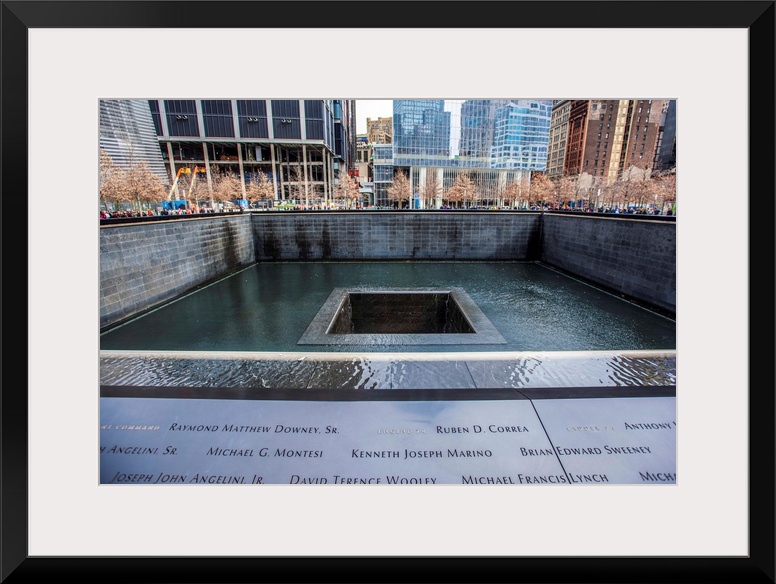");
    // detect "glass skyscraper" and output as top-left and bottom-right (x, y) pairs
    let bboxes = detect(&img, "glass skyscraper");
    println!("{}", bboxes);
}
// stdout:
(385, 99), (552, 207)
(459, 99), (496, 167)
(393, 100), (451, 166)
(491, 100), (552, 170)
